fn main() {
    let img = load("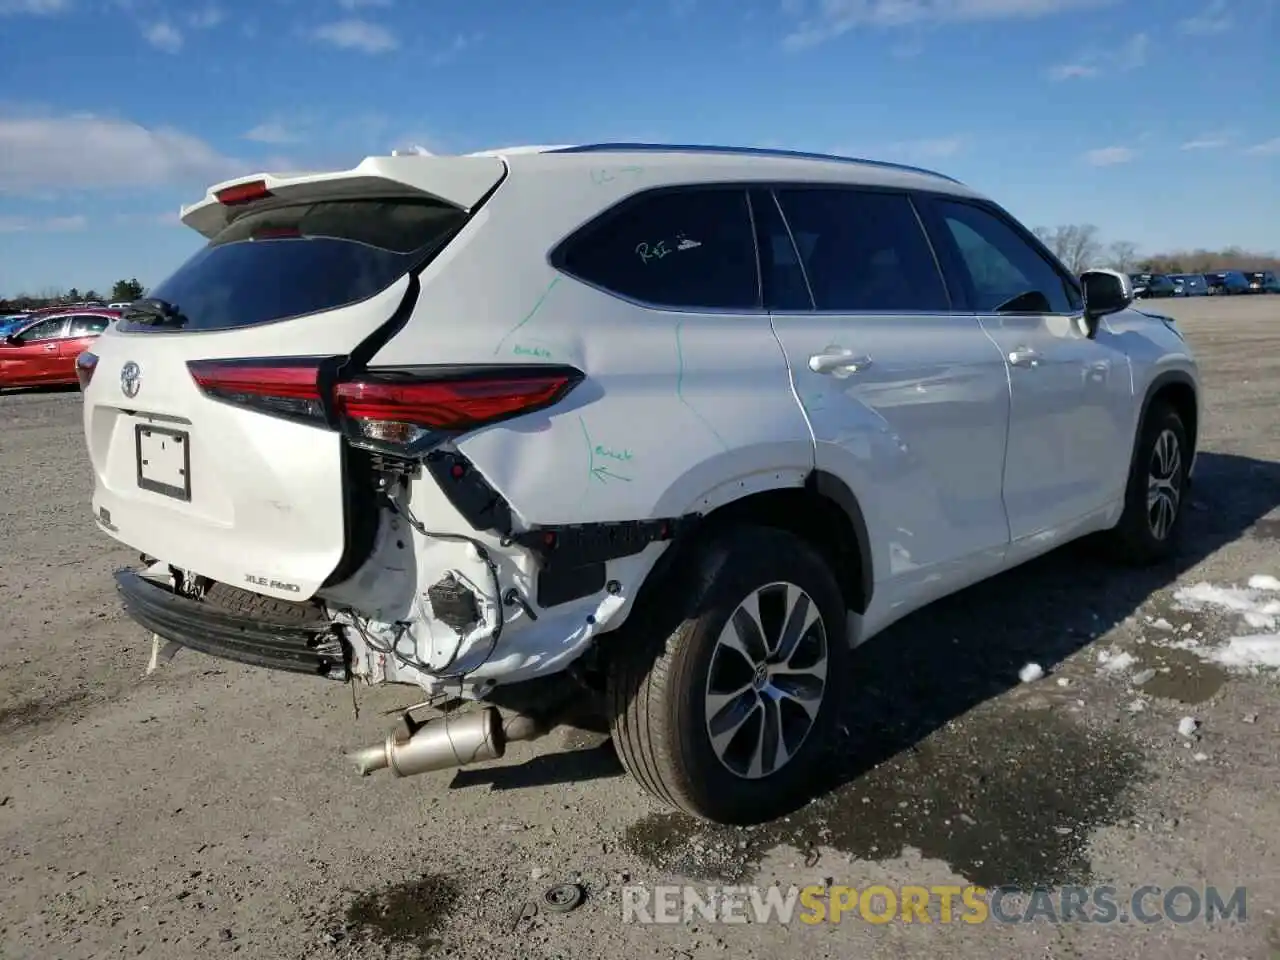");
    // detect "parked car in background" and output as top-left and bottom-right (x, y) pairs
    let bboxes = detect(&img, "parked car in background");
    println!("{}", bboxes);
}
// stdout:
(1204, 271), (1251, 295)
(1244, 271), (1280, 294)
(107, 301), (134, 310)
(1167, 274), (1209, 297)
(1129, 273), (1176, 298)
(0, 309), (119, 389)
(0, 314), (32, 336)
